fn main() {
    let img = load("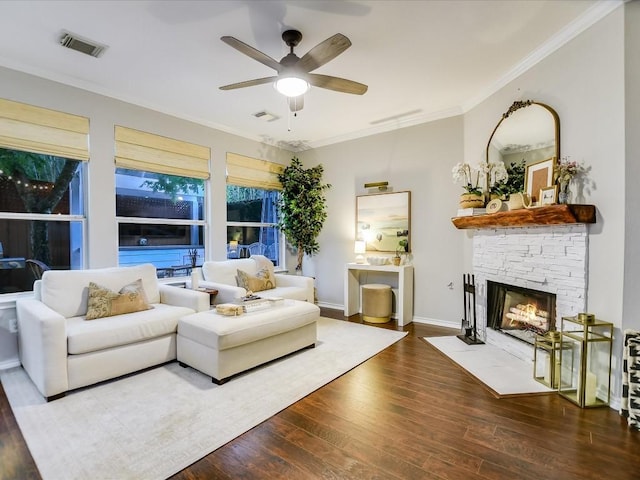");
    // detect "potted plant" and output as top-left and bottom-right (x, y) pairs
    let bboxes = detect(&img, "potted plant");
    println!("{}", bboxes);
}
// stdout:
(394, 239), (408, 266)
(452, 162), (483, 208)
(277, 157), (331, 272)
